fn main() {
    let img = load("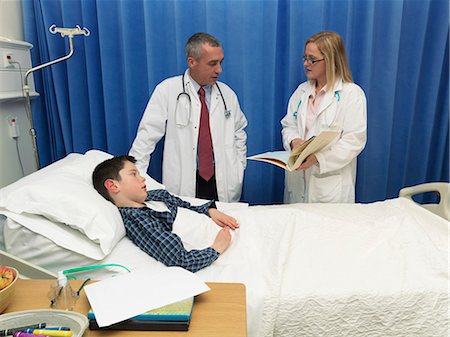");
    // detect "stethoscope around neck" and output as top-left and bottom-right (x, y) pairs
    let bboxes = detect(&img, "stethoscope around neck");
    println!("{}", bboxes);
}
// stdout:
(175, 74), (231, 127)
(292, 90), (341, 120)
